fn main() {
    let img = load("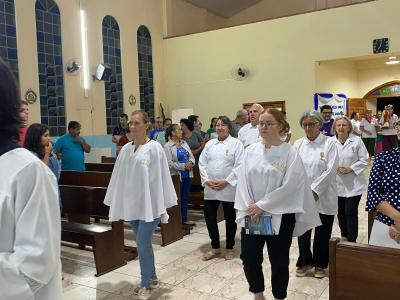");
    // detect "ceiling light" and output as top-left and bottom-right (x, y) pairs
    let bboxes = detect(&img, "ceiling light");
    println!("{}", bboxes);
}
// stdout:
(386, 56), (400, 65)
